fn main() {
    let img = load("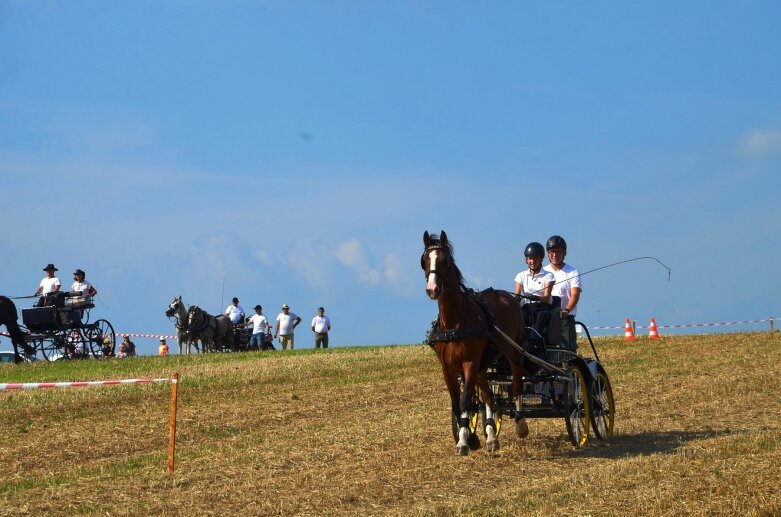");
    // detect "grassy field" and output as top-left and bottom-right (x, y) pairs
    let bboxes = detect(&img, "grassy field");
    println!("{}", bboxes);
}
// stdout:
(1, 332), (779, 516)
